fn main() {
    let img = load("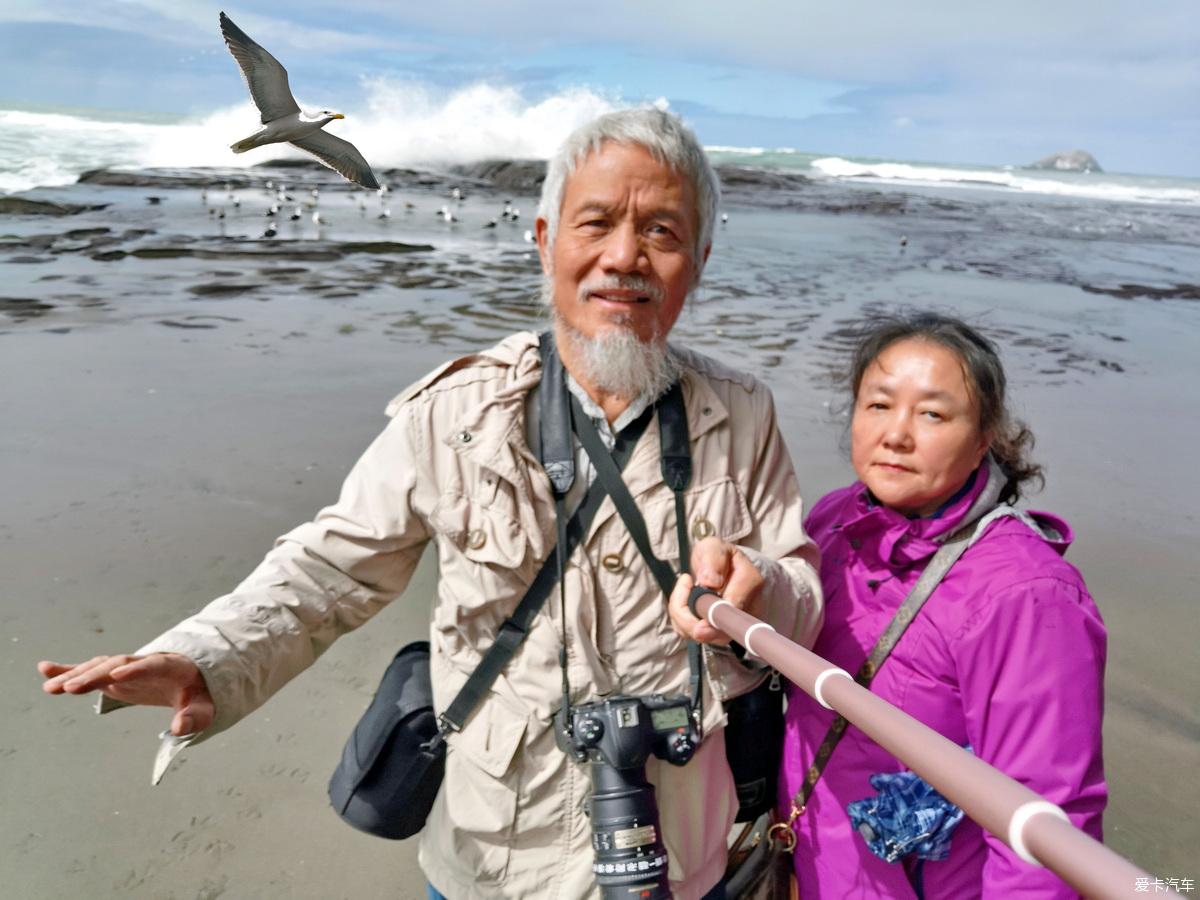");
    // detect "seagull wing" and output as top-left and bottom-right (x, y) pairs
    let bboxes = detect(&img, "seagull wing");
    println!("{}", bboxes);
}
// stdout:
(290, 131), (381, 190)
(219, 12), (301, 125)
